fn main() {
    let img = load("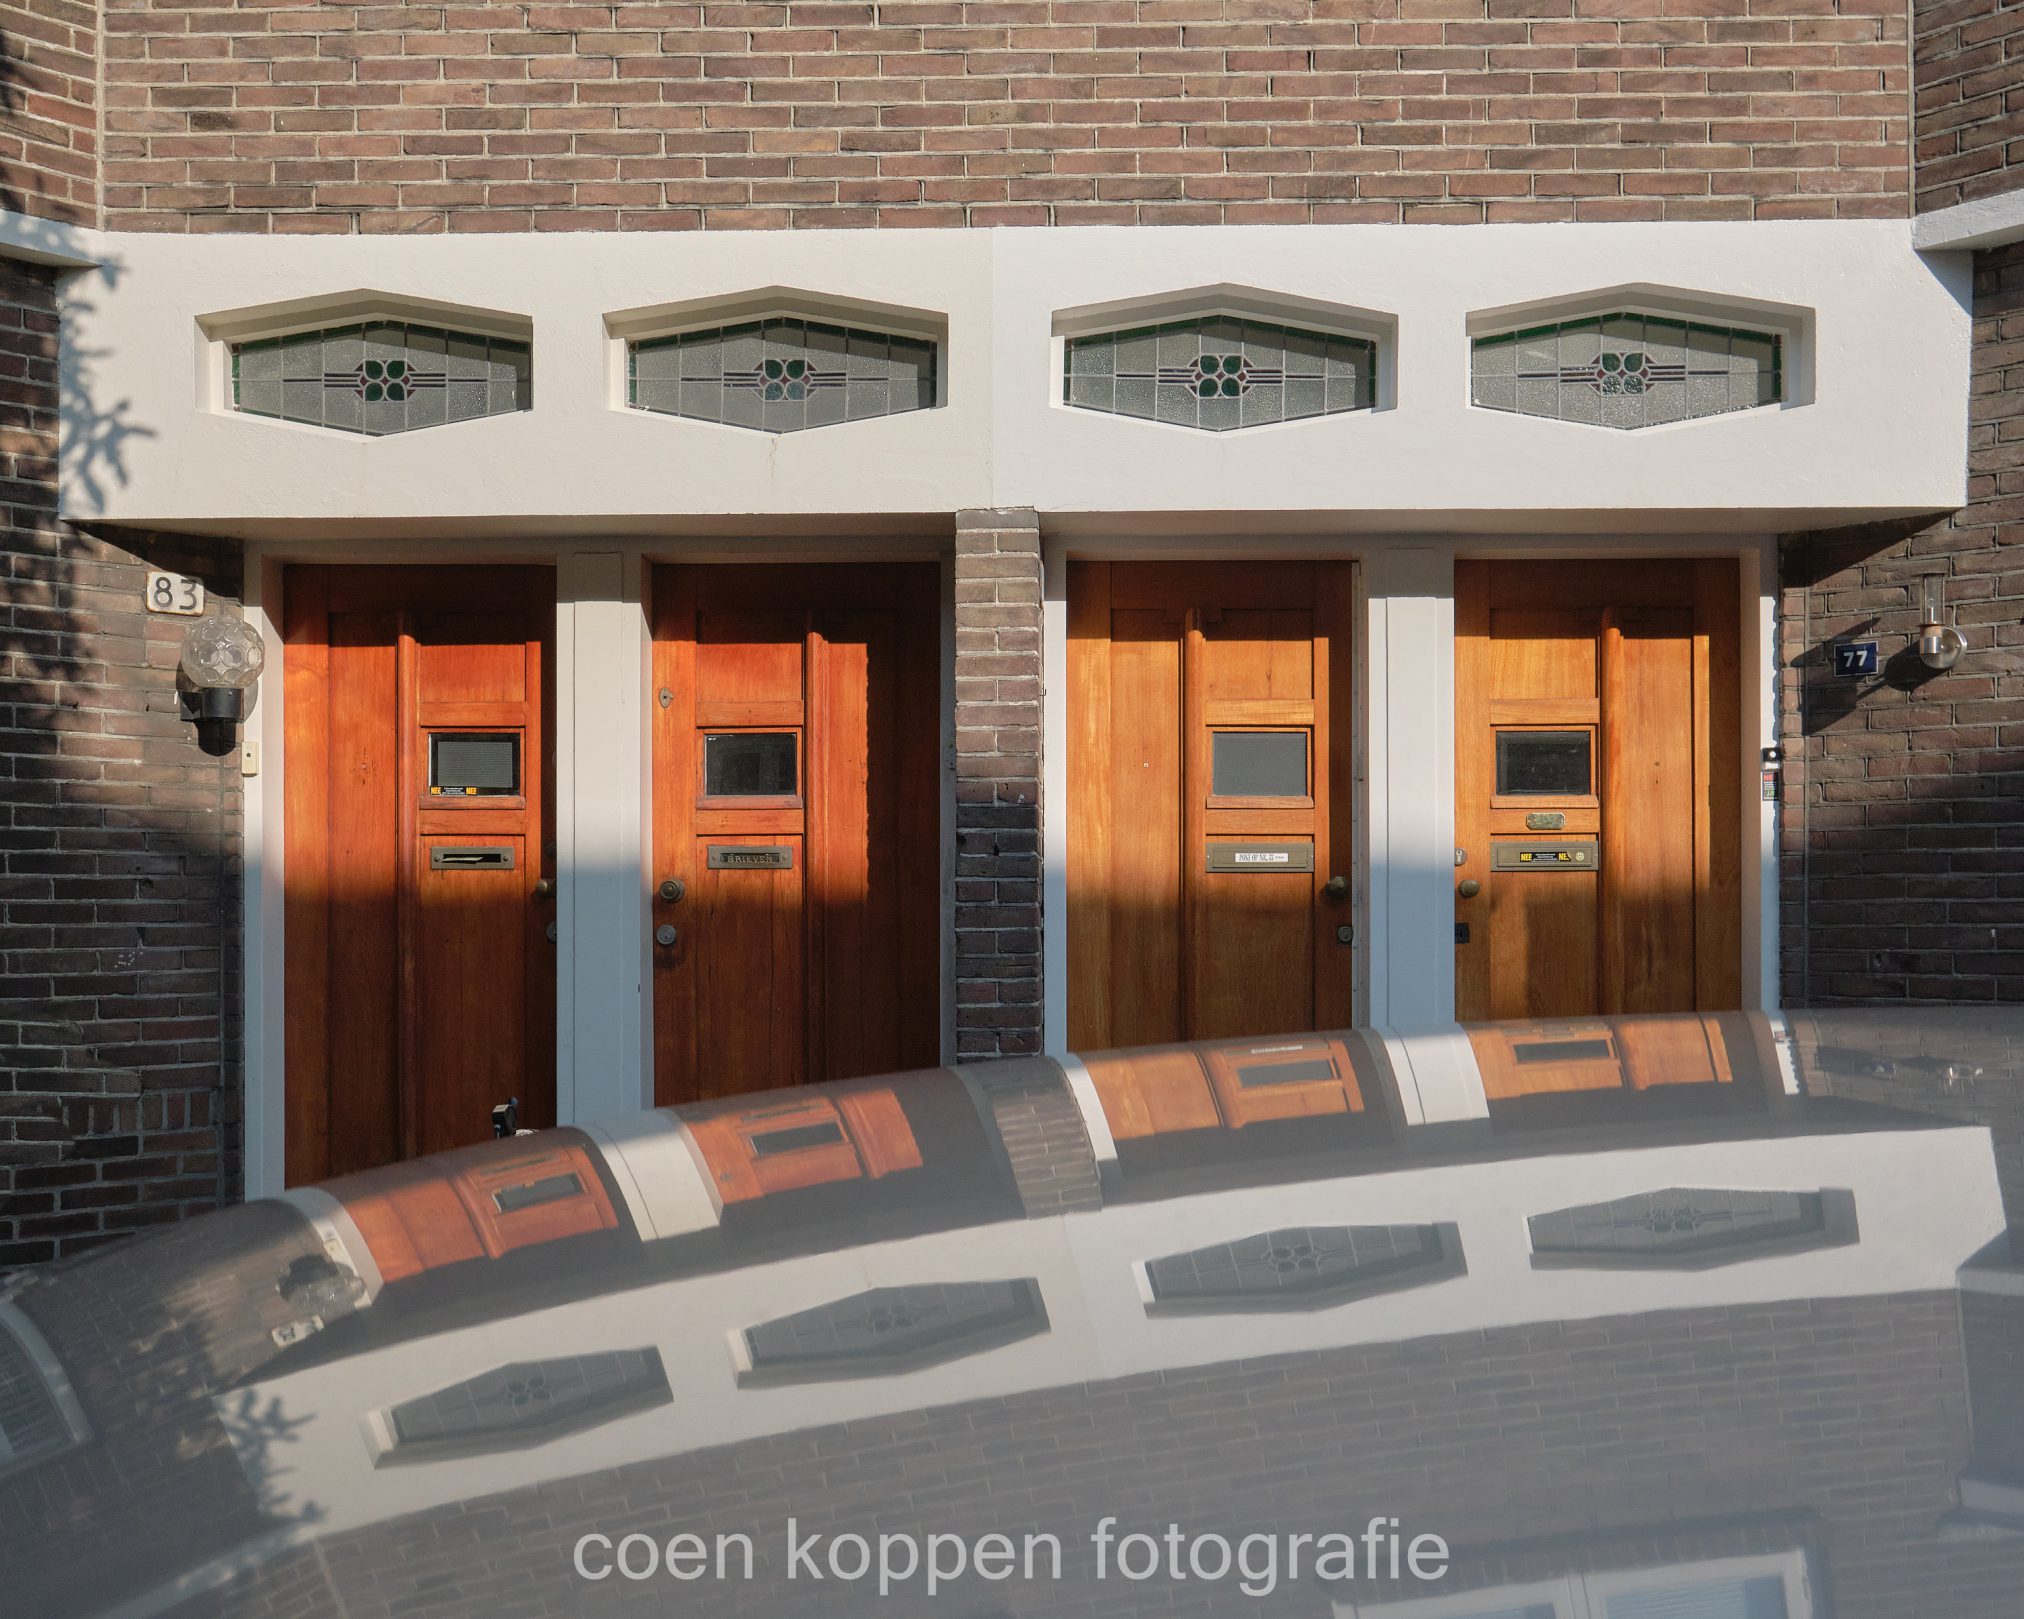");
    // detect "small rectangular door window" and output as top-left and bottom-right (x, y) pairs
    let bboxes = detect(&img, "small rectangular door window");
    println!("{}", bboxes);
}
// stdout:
(1210, 730), (1309, 798)
(703, 731), (798, 798)
(428, 731), (520, 796)
(1494, 729), (1592, 797)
